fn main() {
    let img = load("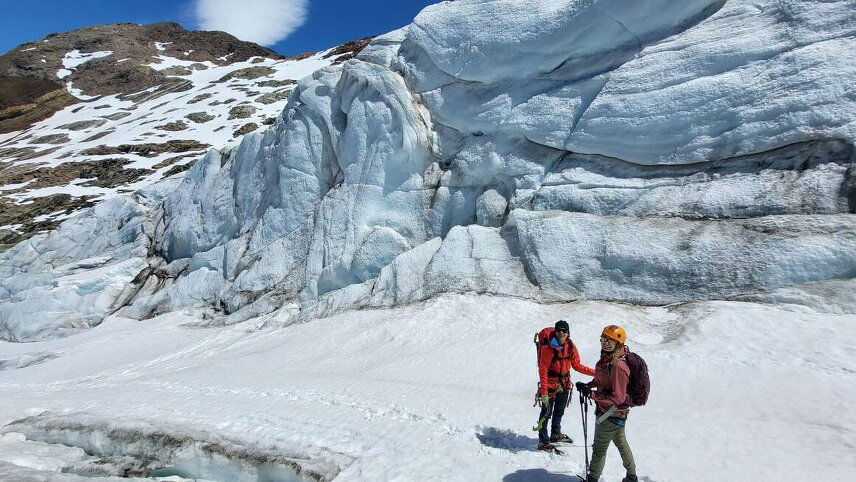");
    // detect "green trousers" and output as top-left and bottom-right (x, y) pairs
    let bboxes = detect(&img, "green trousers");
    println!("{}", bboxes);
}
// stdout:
(588, 418), (636, 480)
